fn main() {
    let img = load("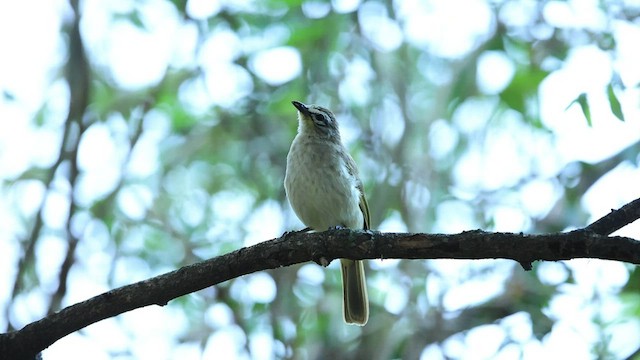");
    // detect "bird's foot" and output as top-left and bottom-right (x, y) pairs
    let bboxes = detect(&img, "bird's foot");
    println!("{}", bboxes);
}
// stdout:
(283, 227), (312, 239)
